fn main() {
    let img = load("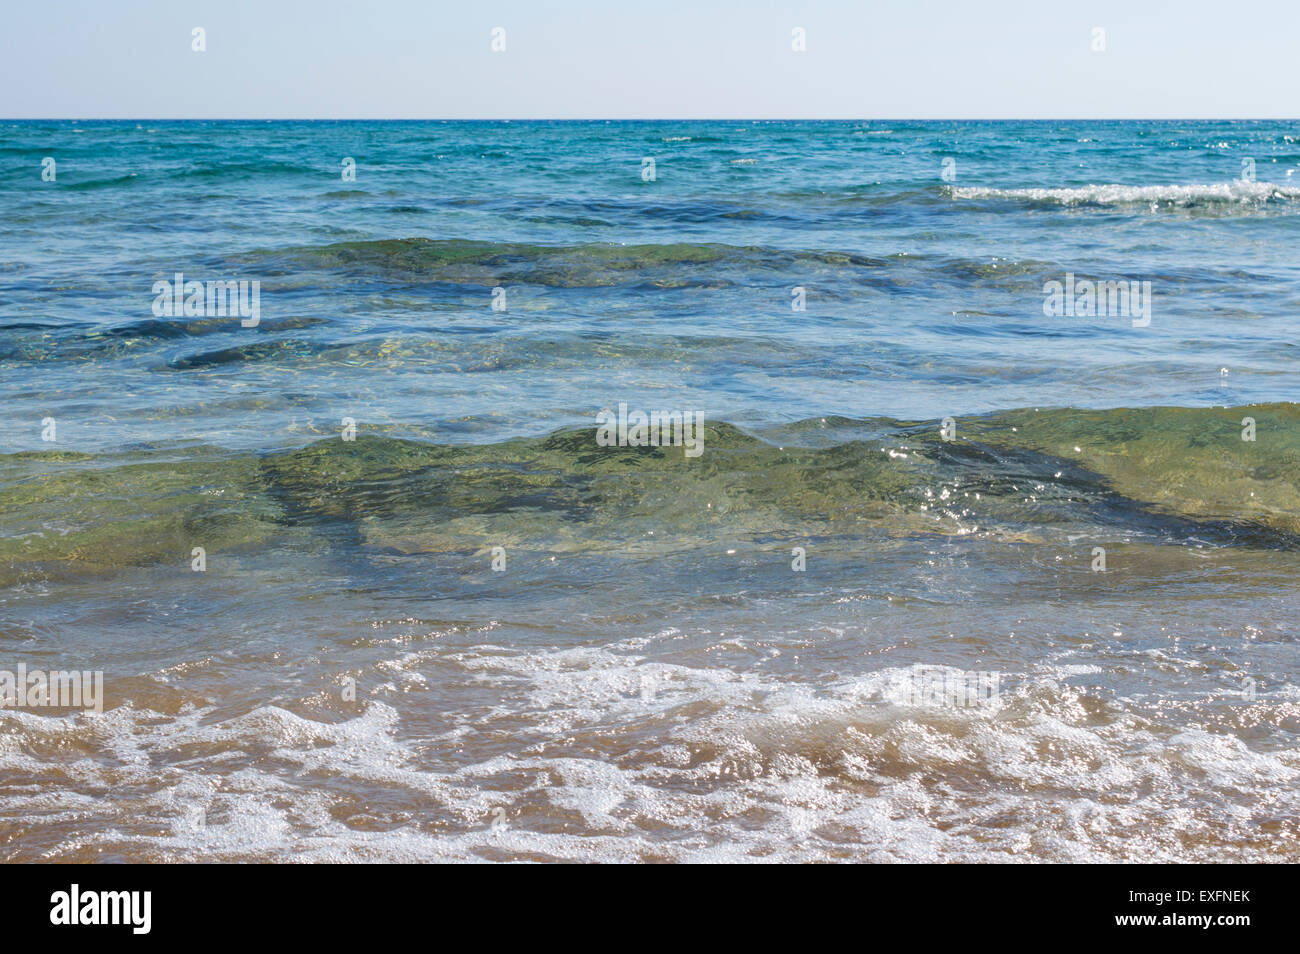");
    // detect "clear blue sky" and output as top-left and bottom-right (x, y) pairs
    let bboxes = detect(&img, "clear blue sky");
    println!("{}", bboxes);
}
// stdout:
(1, 0), (1295, 119)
